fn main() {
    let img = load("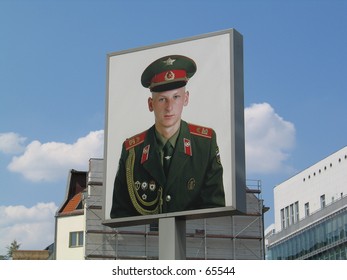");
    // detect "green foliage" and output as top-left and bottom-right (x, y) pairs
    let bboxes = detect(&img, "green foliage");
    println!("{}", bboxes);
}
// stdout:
(6, 240), (21, 259)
